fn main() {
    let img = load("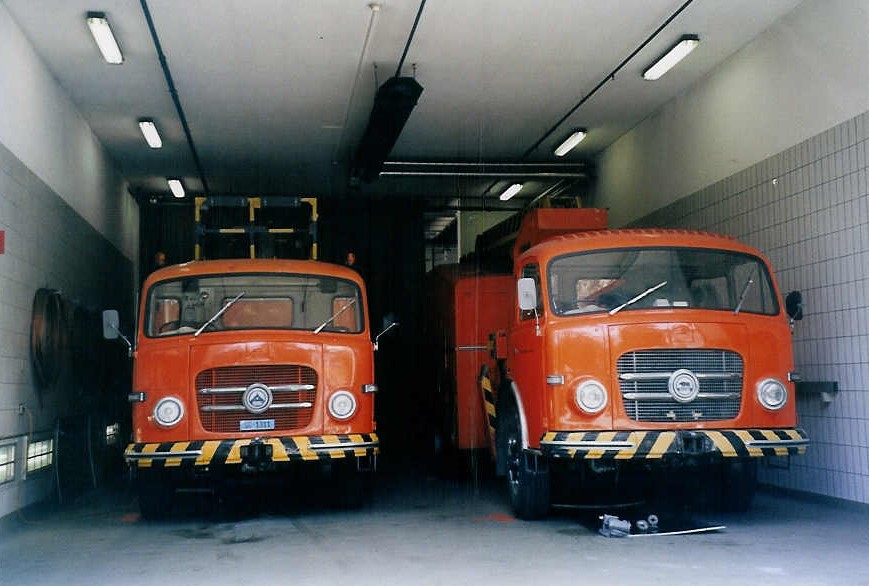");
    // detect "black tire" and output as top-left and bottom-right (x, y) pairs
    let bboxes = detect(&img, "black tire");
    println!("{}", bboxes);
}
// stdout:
(136, 471), (174, 520)
(718, 459), (757, 512)
(501, 405), (550, 519)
